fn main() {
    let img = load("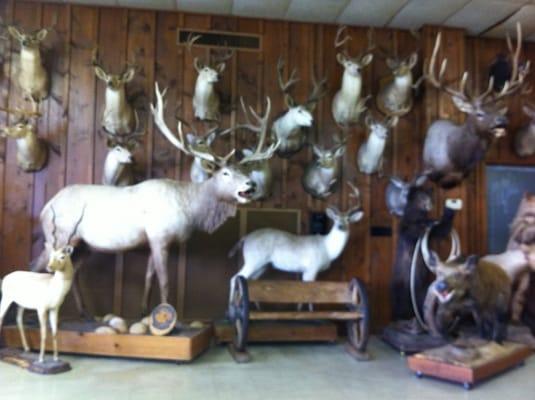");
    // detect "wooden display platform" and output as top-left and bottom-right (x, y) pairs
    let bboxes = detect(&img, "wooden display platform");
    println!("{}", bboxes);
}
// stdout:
(215, 320), (338, 344)
(407, 341), (532, 389)
(1, 321), (213, 362)
(0, 348), (71, 374)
